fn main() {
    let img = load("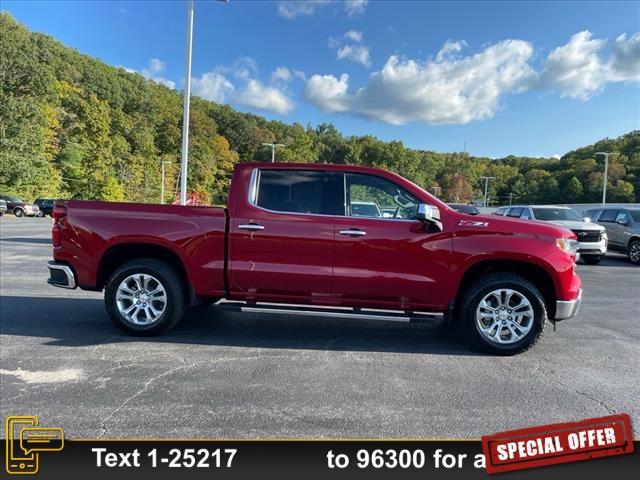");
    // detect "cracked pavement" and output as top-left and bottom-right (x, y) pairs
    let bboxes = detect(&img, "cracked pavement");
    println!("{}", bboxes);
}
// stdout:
(1, 217), (639, 439)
